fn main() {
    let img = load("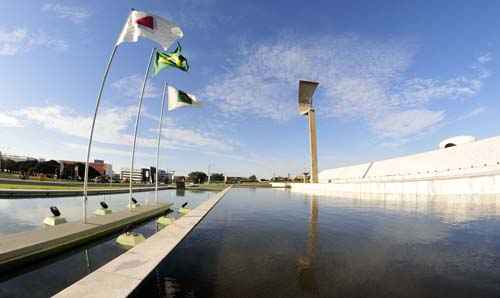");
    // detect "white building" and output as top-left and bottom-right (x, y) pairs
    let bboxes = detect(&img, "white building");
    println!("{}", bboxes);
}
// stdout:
(120, 168), (143, 183)
(0, 152), (39, 162)
(291, 135), (500, 196)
